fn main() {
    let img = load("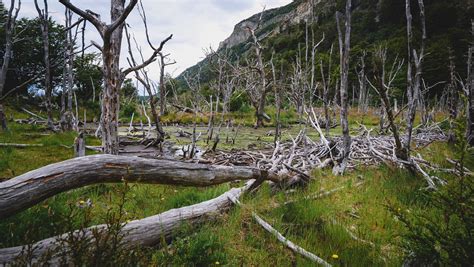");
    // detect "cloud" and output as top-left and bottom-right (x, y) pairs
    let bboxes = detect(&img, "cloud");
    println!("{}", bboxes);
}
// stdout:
(15, 0), (292, 82)
(210, 0), (253, 12)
